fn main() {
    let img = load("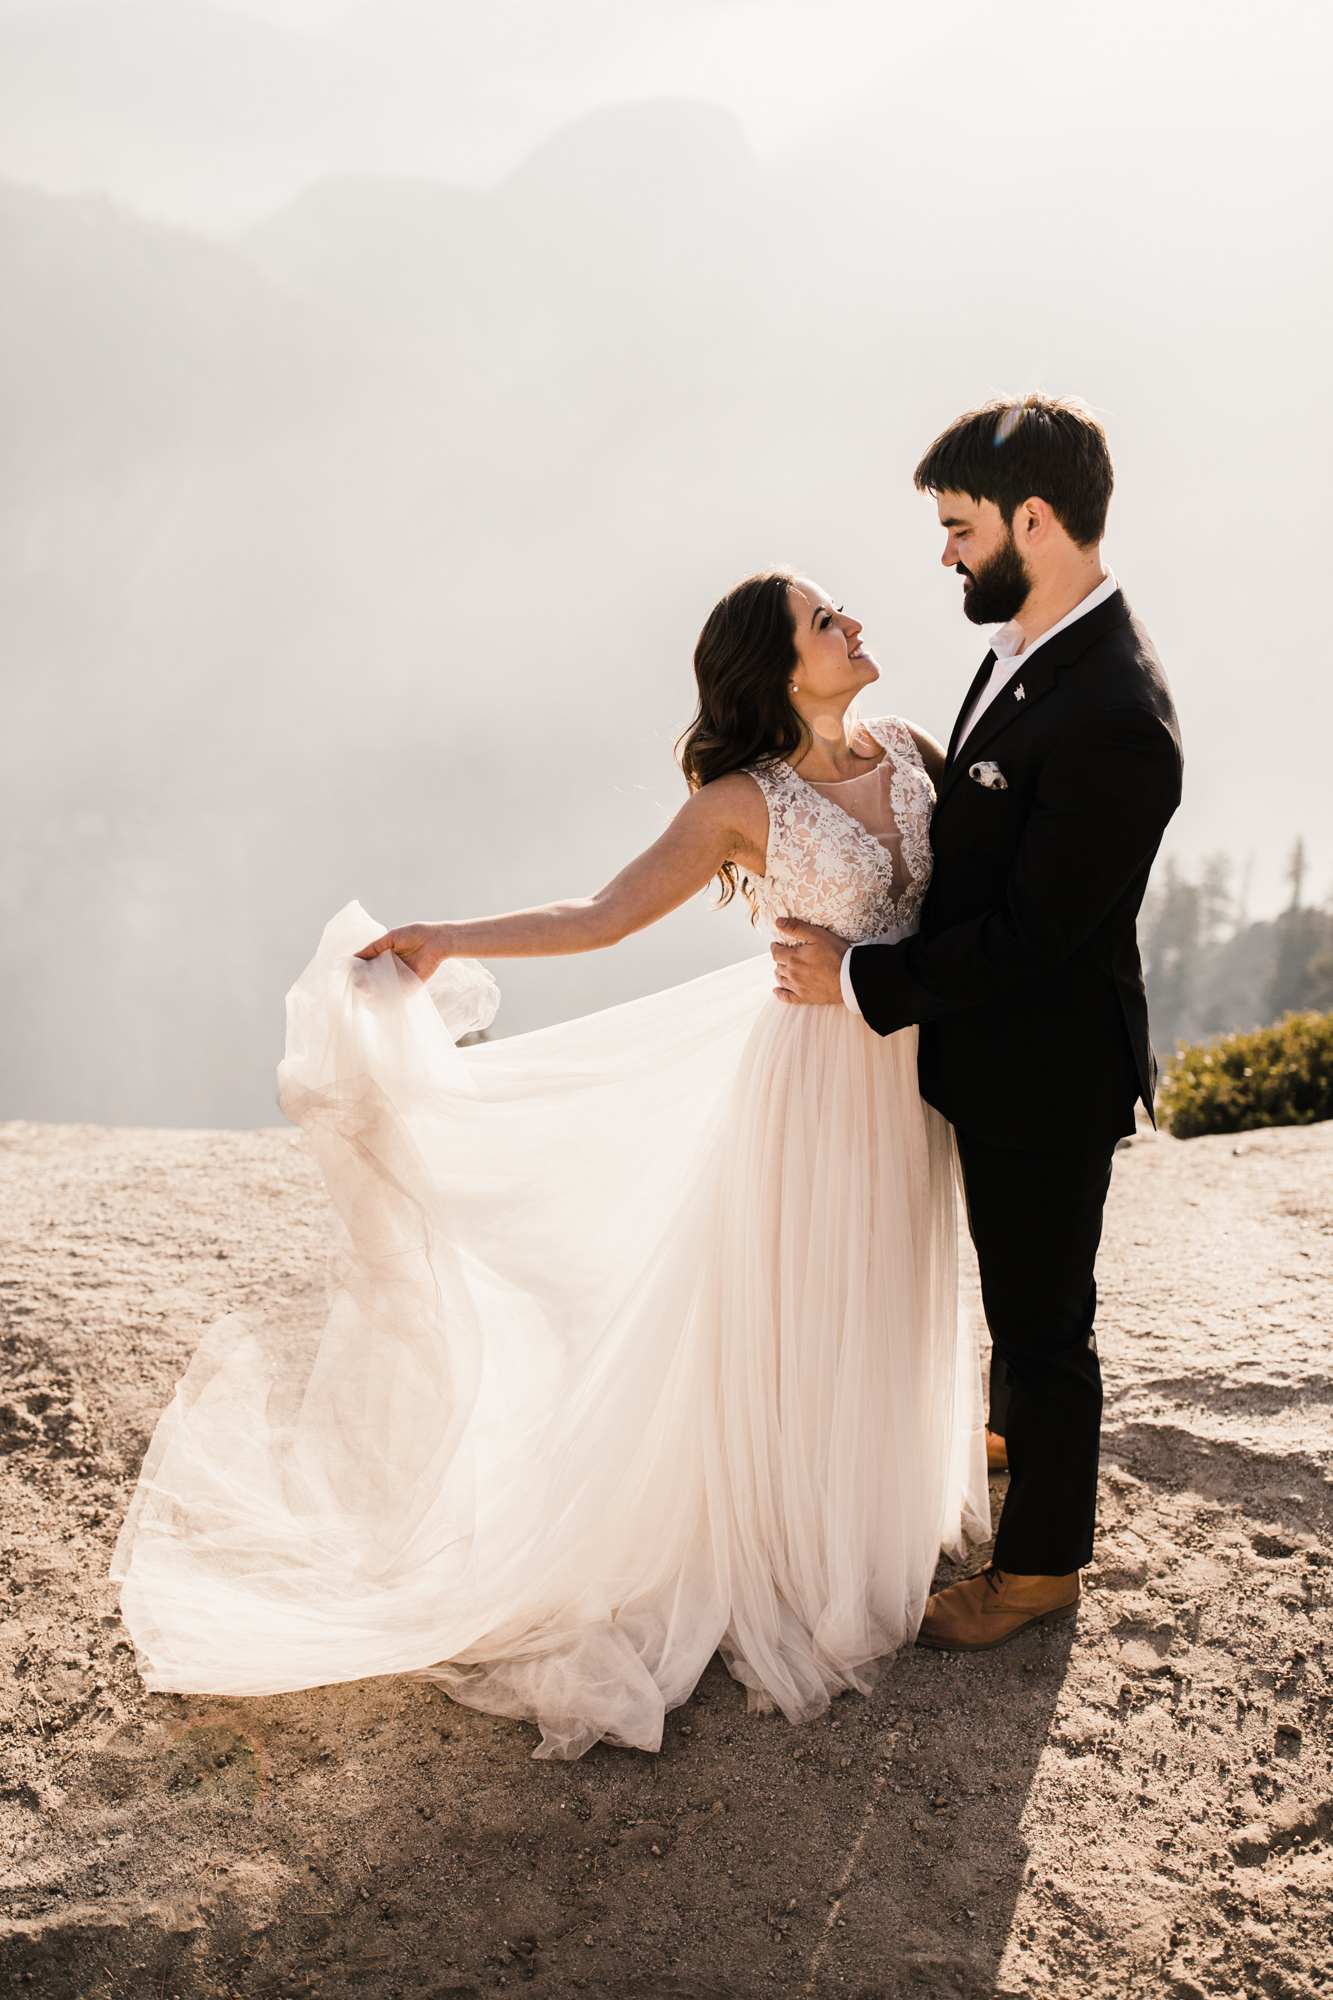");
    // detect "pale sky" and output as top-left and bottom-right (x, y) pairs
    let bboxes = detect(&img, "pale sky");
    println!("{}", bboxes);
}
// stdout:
(4, 3), (1311, 222)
